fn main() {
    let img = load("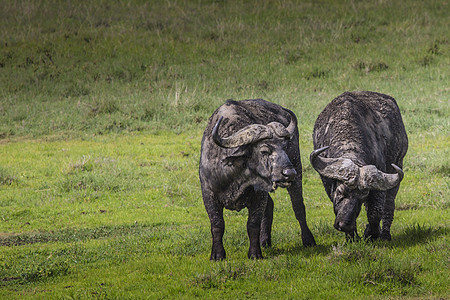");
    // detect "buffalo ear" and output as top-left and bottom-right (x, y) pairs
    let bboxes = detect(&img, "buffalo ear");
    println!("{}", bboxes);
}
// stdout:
(222, 146), (249, 166)
(229, 145), (249, 157)
(222, 156), (242, 167)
